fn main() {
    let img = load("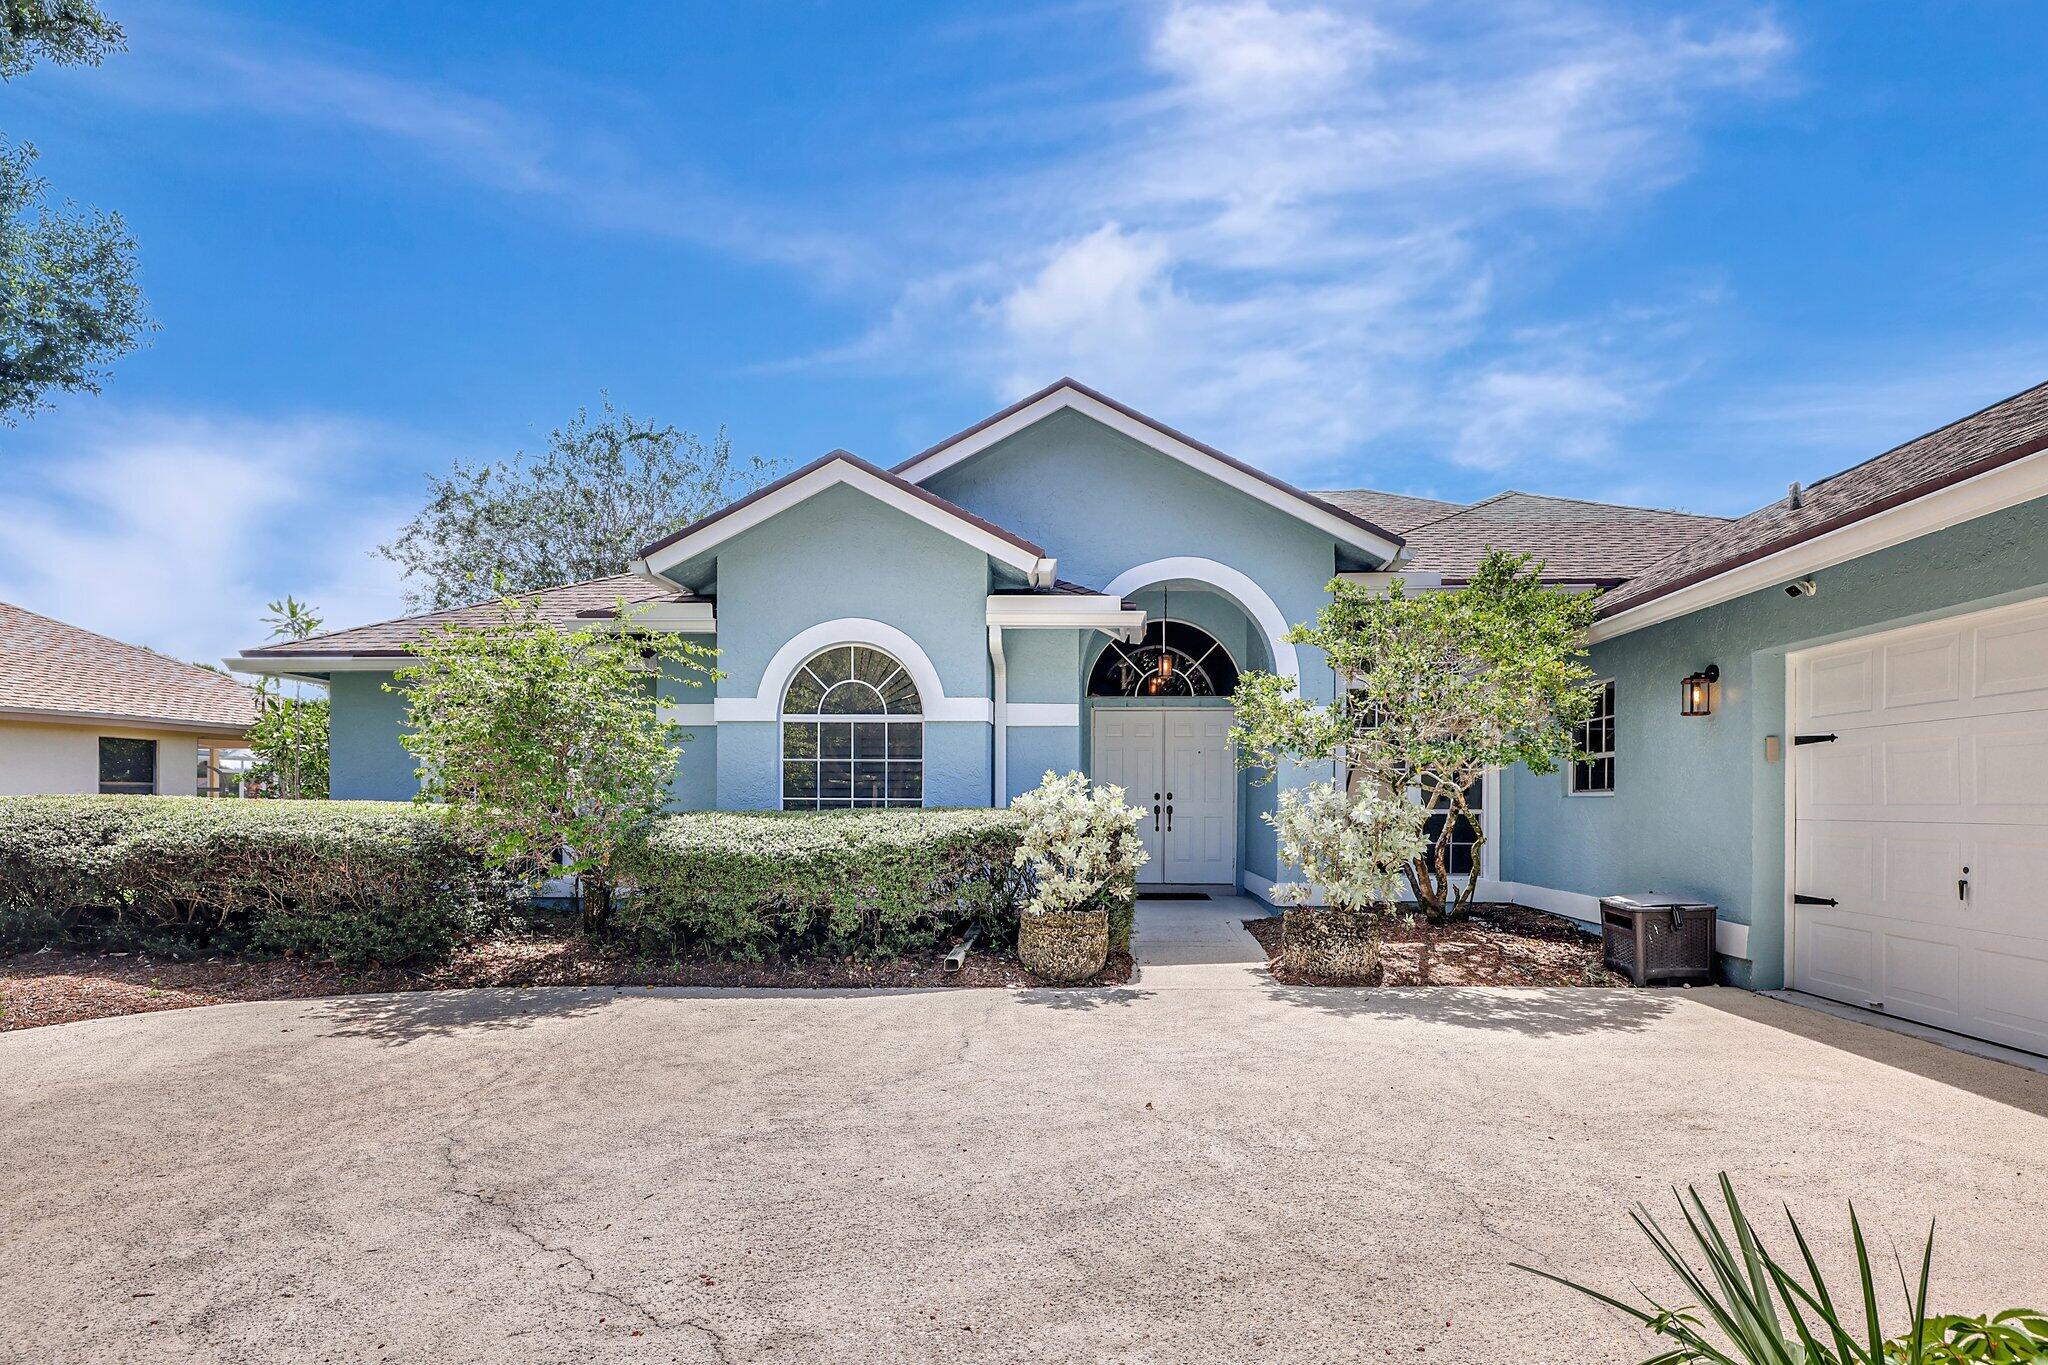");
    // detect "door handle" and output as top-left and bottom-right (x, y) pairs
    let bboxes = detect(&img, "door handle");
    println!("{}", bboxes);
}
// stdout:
(1165, 802), (1173, 832)
(1959, 865), (1970, 902)
(1152, 803), (1162, 833)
